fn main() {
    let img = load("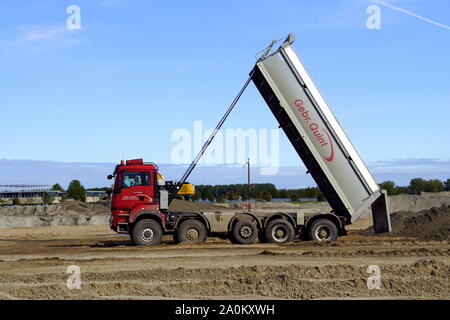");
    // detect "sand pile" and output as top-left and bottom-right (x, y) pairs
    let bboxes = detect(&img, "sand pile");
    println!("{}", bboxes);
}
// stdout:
(0, 201), (110, 217)
(0, 201), (110, 228)
(361, 205), (450, 241)
(388, 192), (450, 213)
